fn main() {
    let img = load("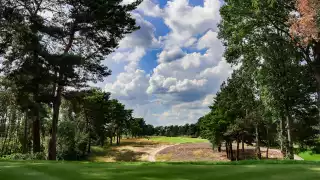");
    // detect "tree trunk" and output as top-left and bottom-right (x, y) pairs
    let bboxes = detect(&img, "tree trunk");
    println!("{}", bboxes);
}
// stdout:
(100, 137), (105, 147)
(255, 124), (261, 160)
(32, 111), (41, 153)
(84, 111), (91, 154)
(1, 112), (9, 154)
(218, 144), (221, 152)
(110, 136), (113, 145)
(87, 136), (91, 154)
(116, 129), (120, 145)
(23, 112), (28, 154)
(236, 137), (240, 161)
(241, 134), (245, 153)
(229, 142), (234, 161)
(117, 135), (119, 145)
(286, 110), (294, 160)
(226, 142), (229, 159)
(266, 128), (269, 159)
(279, 117), (287, 158)
(48, 84), (63, 160)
